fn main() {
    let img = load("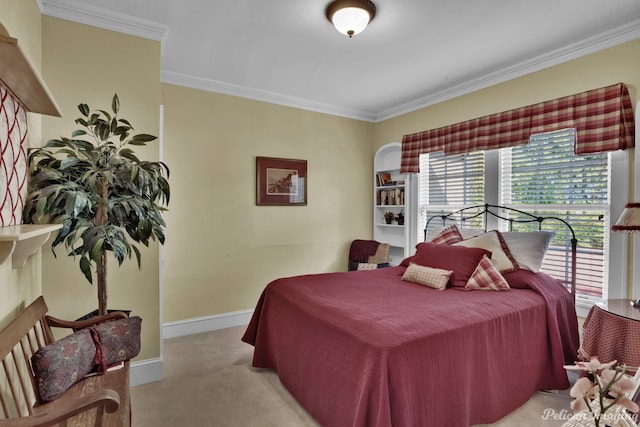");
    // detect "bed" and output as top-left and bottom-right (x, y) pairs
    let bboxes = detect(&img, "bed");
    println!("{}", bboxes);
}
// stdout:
(242, 205), (580, 427)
